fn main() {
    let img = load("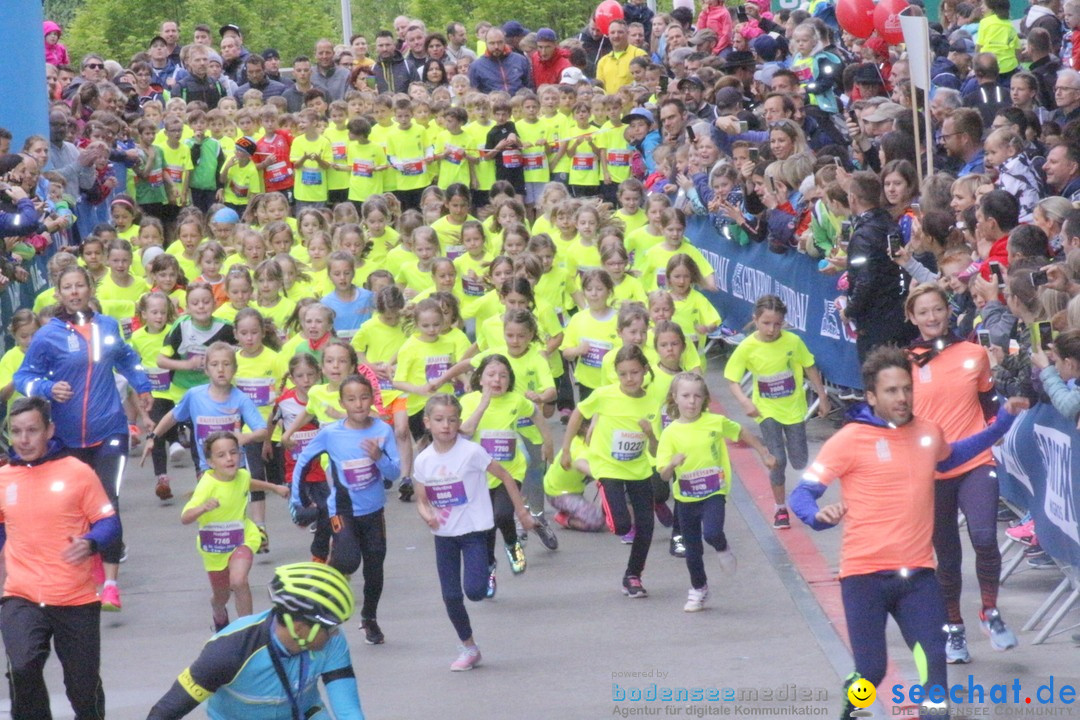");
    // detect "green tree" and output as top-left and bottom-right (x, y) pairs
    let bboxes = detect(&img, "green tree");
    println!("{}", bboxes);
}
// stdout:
(64, 0), (339, 66)
(405, 0), (597, 40)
